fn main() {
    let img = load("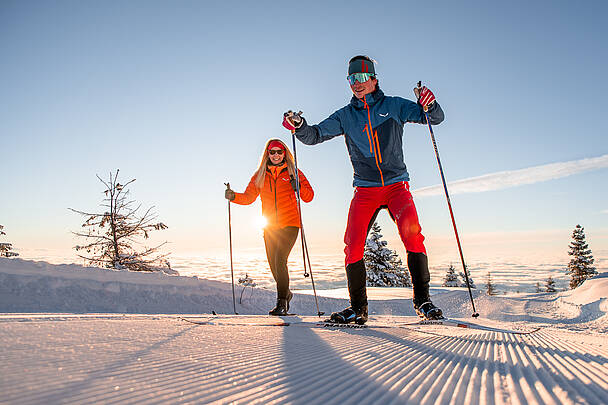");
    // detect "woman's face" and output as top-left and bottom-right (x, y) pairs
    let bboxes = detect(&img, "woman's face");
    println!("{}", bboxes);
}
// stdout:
(268, 147), (285, 165)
